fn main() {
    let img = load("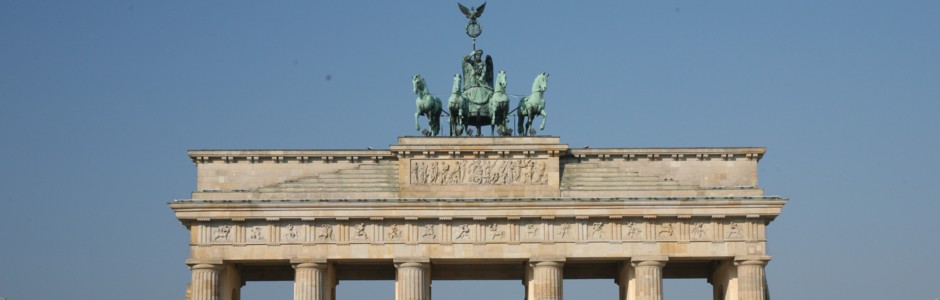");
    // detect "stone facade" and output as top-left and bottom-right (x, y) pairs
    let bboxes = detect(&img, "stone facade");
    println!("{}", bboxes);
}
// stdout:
(171, 137), (785, 300)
